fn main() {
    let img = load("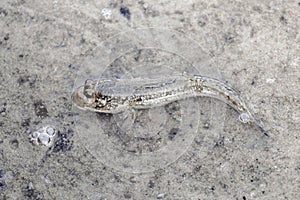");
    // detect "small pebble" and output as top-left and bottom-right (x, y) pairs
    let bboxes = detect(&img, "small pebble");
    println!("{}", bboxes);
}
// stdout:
(101, 8), (112, 19)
